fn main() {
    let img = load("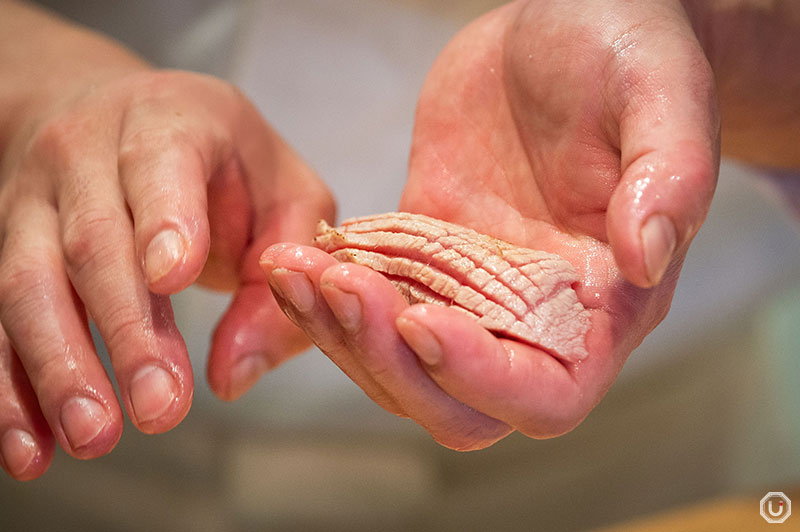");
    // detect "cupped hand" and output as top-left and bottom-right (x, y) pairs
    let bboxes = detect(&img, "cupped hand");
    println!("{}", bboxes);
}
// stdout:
(0, 69), (334, 479)
(262, 0), (718, 449)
